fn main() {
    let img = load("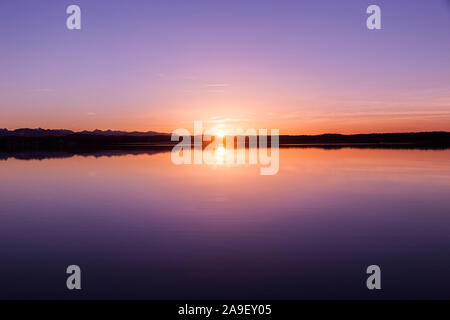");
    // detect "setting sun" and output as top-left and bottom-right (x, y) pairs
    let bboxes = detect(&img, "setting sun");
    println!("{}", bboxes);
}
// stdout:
(216, 130), (225, 138)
